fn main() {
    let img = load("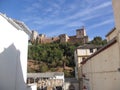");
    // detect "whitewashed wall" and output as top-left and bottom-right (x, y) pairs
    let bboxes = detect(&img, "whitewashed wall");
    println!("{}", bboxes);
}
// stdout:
(0, 15), (31, 90)
(74, 48), (97, 79)
(27, 84), (37, 90)
(55, 75), (64, 82)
